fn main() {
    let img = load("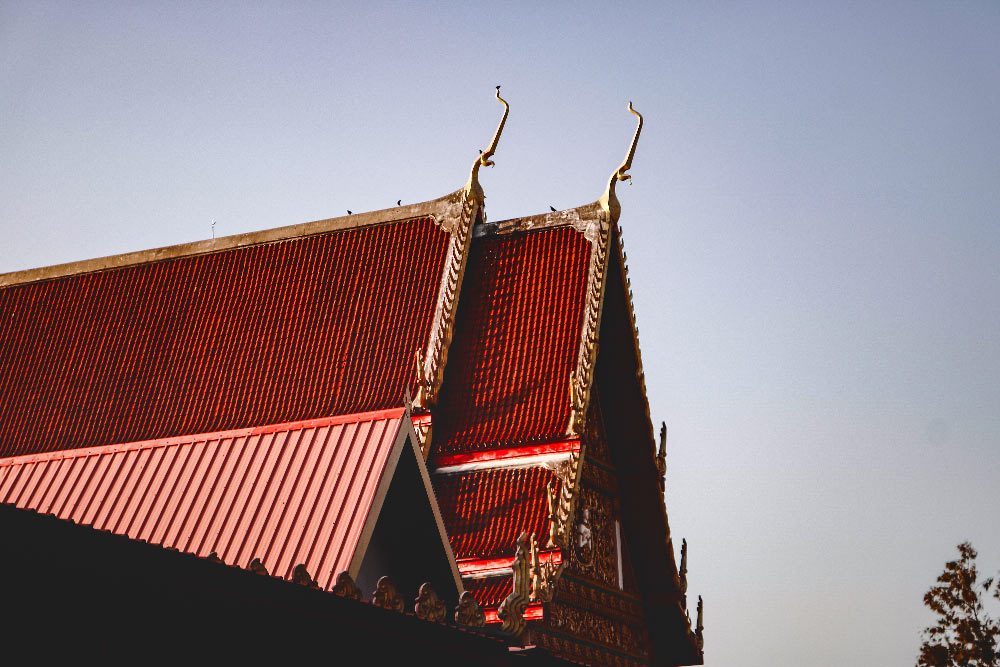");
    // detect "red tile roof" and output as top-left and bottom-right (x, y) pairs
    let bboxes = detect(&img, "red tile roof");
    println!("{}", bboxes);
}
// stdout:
(432, 466), (558, 559)
(463, 576), (512, 609)
(433, 226), (592, 454)
(0, 218), (448, 457)
(0, 409), (407, 589)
